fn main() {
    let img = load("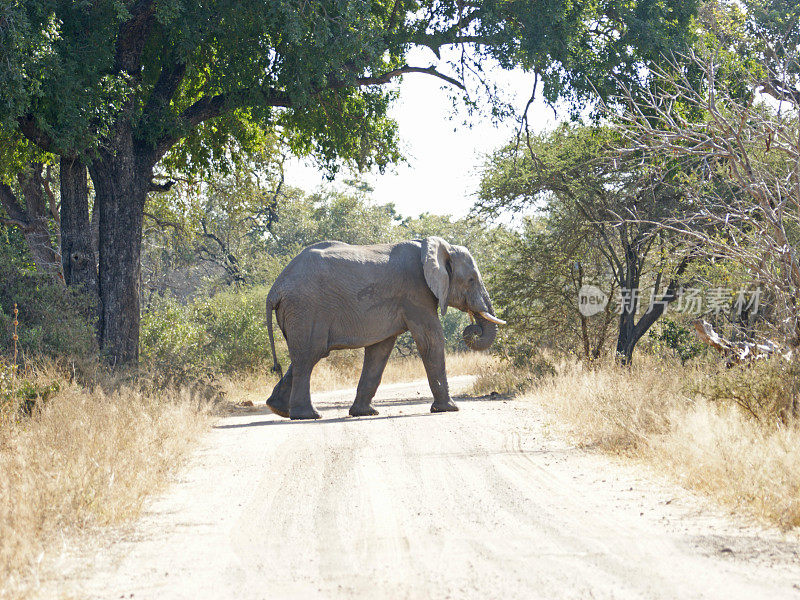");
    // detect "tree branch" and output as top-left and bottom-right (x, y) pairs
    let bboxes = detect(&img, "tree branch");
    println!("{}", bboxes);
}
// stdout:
(183, 88), (292, 129)
(155, 64), (464, 159)
(0, 182), (29, 227)
(143, 210), (182, 231)
(114, 0), (157, 76)
(17, 115), (57, 153)
(350, 65), (466, 90)
(142, 60), (188, 122)
(148, 179), (176, 193)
